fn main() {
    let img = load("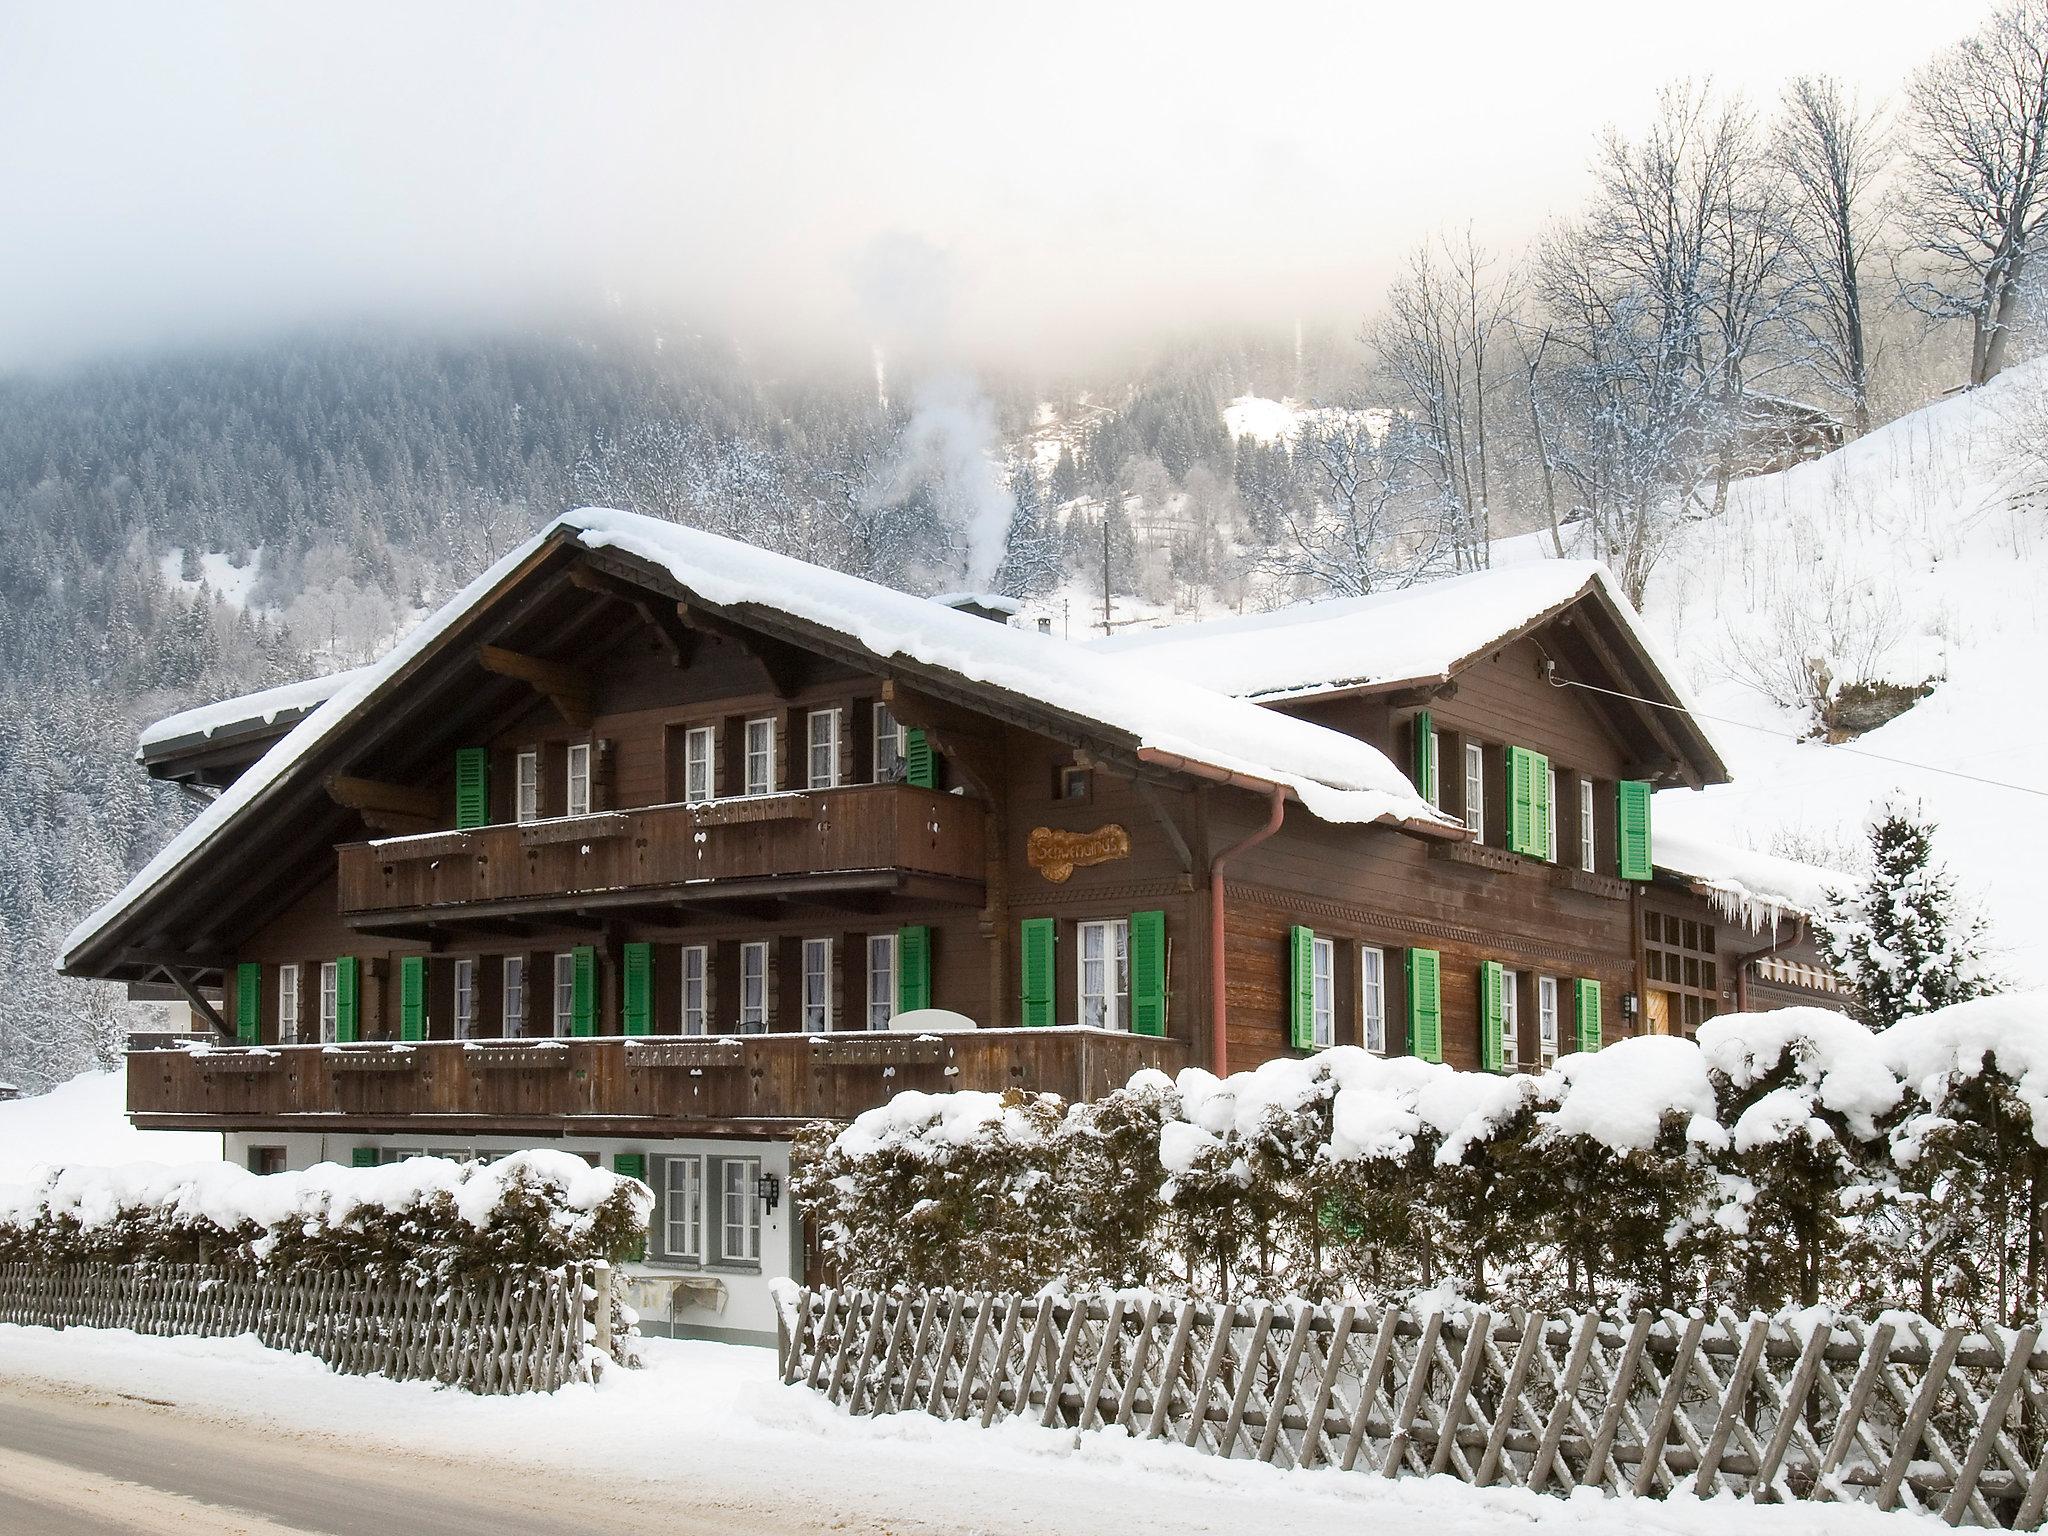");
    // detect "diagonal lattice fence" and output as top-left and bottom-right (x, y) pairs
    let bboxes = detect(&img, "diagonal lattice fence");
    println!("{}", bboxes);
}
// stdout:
(779, 1287), (2048, 1527)
(0, 1260), (619, 1394)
